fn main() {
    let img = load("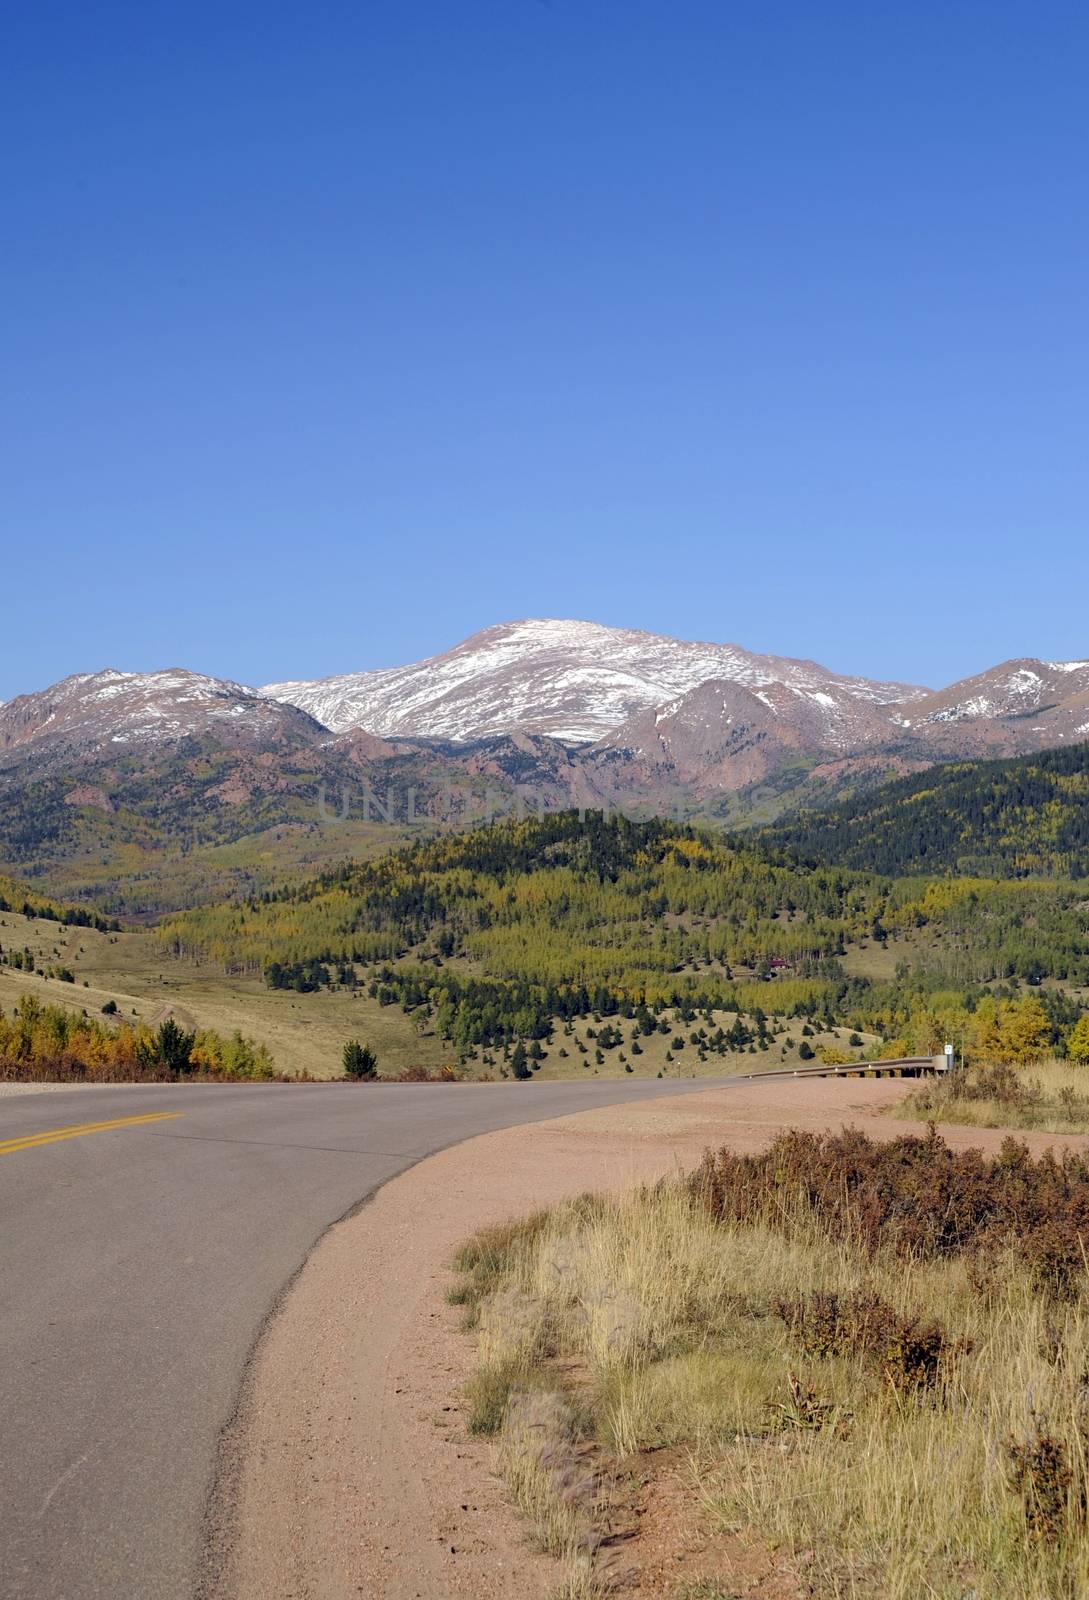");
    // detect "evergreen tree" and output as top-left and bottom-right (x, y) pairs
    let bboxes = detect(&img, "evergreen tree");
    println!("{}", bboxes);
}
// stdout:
(343, 1039), (378, 1078)
(143, 1017), (195, 1076)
